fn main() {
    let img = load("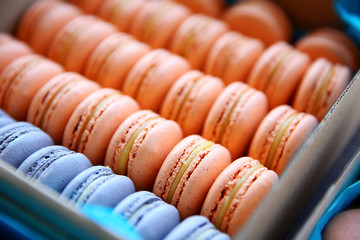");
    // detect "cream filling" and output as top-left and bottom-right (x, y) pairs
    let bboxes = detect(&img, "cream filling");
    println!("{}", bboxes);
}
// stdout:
(181, 19), (210, 57)
(166, 140), (214, 203)
(117, 116), (160, 175)
(214, 164), (263, 229)
(310, 66), (334, 115)
(75, 175), (109, 207)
